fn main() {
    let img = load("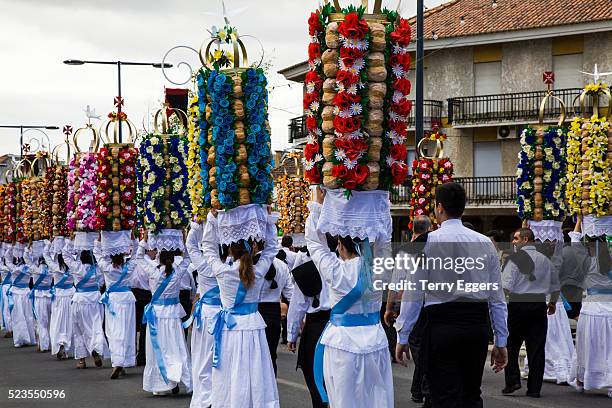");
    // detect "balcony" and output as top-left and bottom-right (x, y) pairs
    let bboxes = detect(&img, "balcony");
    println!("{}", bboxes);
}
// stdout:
(288, 99), (444, 145)
(390, 176), (516, 208)
(447, 88), (593, 127)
